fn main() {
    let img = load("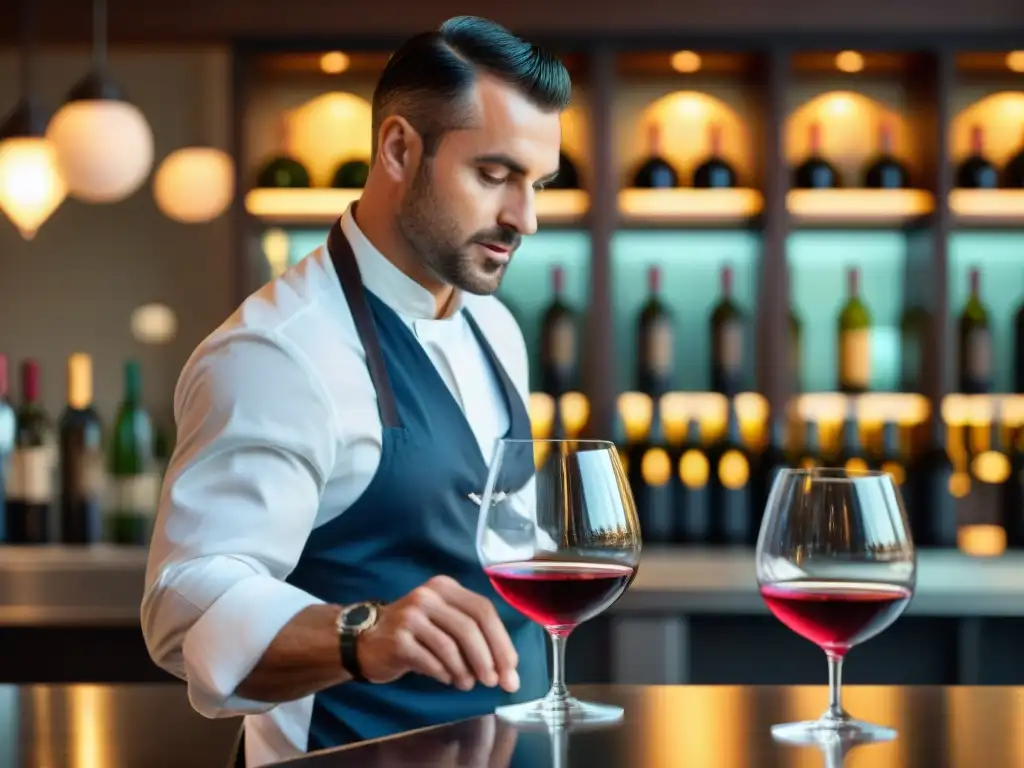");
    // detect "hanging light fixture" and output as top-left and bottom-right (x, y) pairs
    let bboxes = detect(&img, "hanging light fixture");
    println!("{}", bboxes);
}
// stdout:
(0, 0), (67, 240)
(45, 0), (153, 203)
